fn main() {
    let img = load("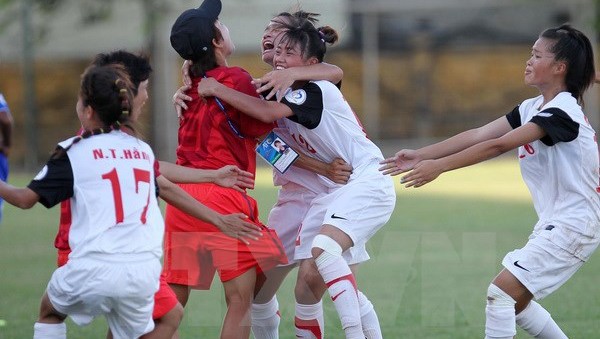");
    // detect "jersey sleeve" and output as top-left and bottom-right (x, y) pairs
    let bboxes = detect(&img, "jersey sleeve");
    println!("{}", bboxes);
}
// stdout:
(280, 82), (324, 129)
(225, 68), (275, 138)
(27, 148), (74, 208)
(530, 107), (579, 146)
(505, 105), (521, 129)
